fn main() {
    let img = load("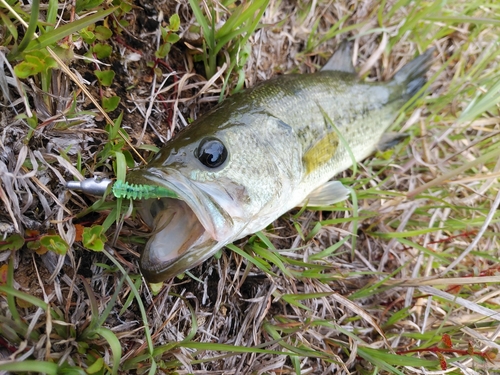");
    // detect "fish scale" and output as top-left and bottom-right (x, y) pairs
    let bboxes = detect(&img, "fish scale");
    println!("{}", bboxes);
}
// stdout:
(125, 44), (434, 282)
(243, 73), (393, 173)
